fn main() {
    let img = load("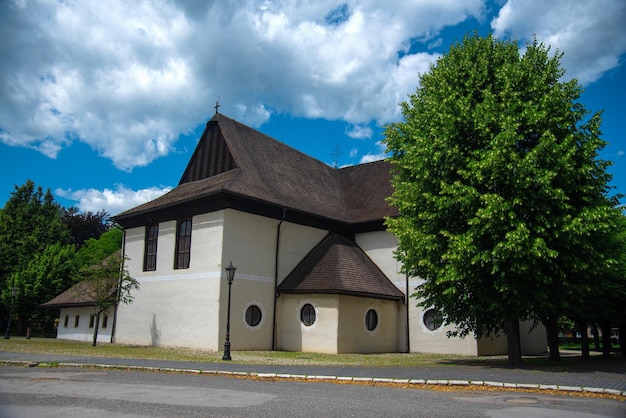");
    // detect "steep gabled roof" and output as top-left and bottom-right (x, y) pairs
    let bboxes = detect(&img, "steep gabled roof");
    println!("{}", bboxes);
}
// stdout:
(277, 233), (404, 300)
(114, 113), (397, 228)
